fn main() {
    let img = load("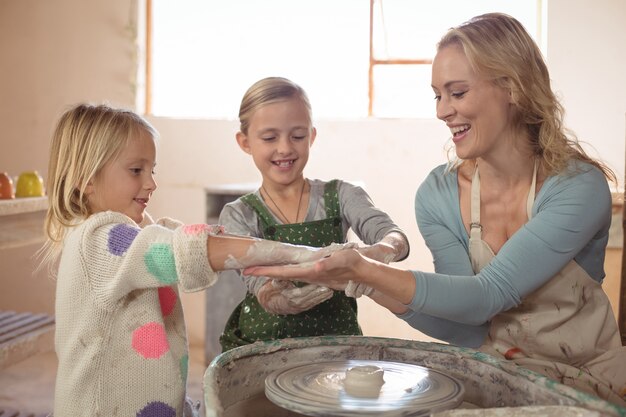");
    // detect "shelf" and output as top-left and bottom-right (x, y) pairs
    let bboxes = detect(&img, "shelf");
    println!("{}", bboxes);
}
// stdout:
(0, 197), (48, 250)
